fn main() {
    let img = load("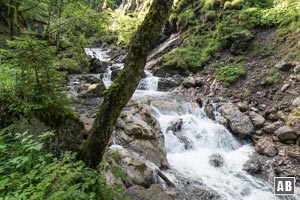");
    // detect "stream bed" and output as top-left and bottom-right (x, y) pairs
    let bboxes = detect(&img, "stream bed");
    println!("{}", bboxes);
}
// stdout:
(66, 48), (298, 200)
